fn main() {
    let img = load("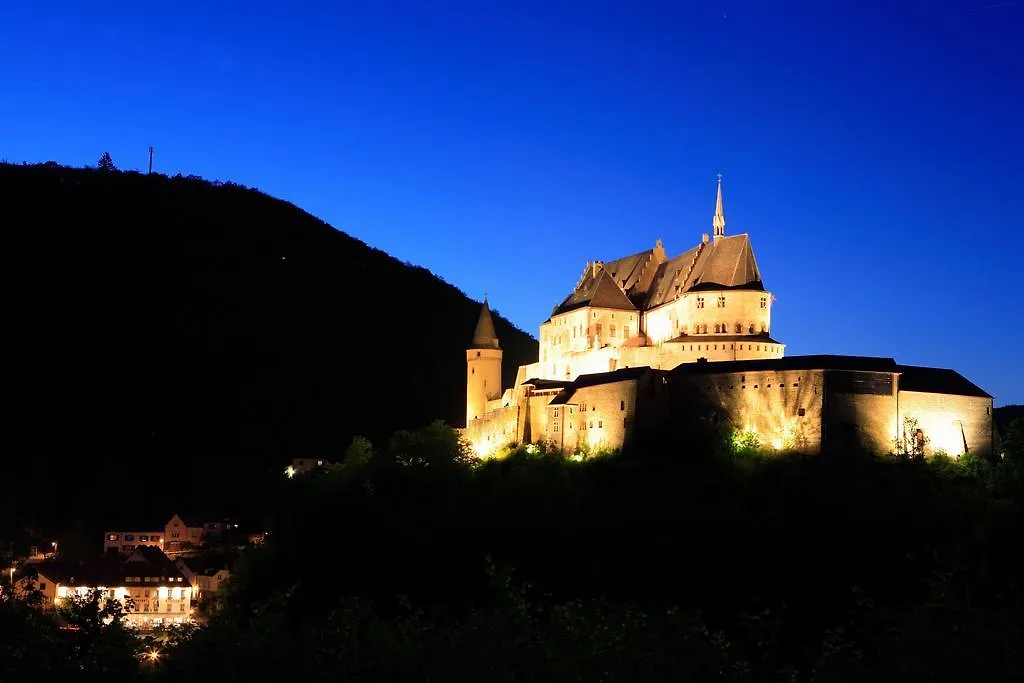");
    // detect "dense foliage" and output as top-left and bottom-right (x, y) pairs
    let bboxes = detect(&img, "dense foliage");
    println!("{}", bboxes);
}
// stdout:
(4, 417), (1022, 681)
(0, 161), (536, 530)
